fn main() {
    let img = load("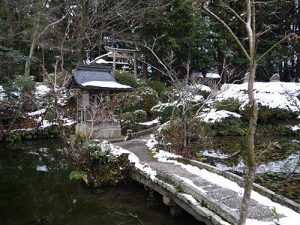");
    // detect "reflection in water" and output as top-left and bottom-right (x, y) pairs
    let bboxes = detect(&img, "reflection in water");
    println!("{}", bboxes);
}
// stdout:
(0, 140), (201, 225)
